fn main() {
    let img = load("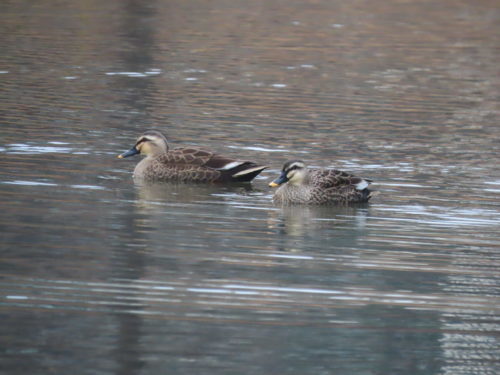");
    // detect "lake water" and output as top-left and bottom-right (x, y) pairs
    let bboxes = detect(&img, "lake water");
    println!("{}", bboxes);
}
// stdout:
(1, 0), (499, 374)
